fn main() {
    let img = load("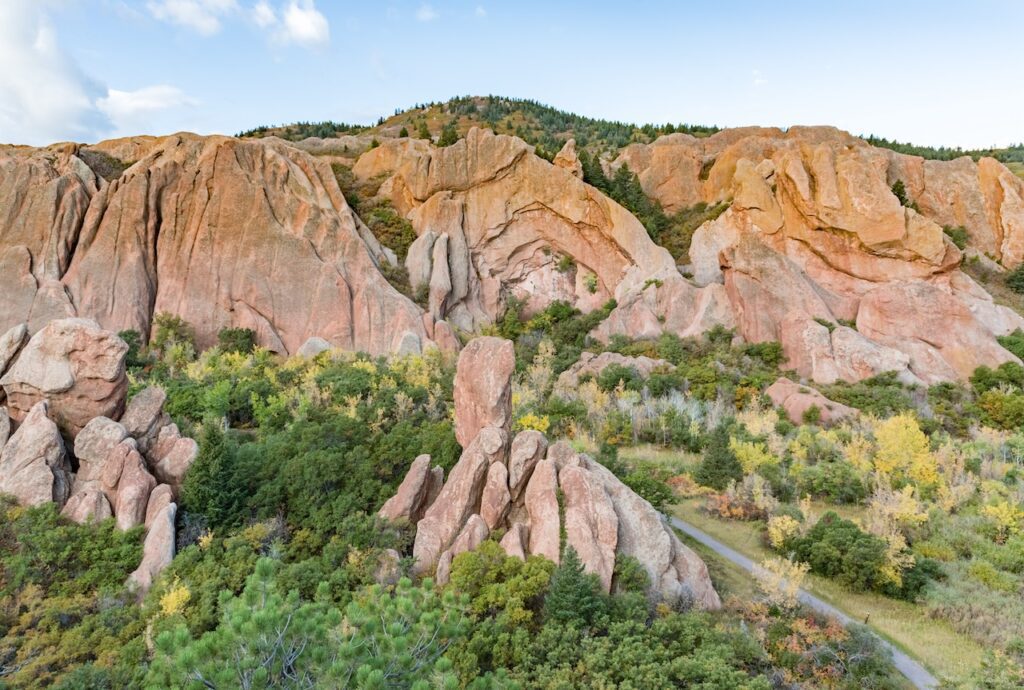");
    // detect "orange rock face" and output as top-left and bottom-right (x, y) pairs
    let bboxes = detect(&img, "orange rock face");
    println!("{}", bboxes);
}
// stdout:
(0, 135), (435, 357)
